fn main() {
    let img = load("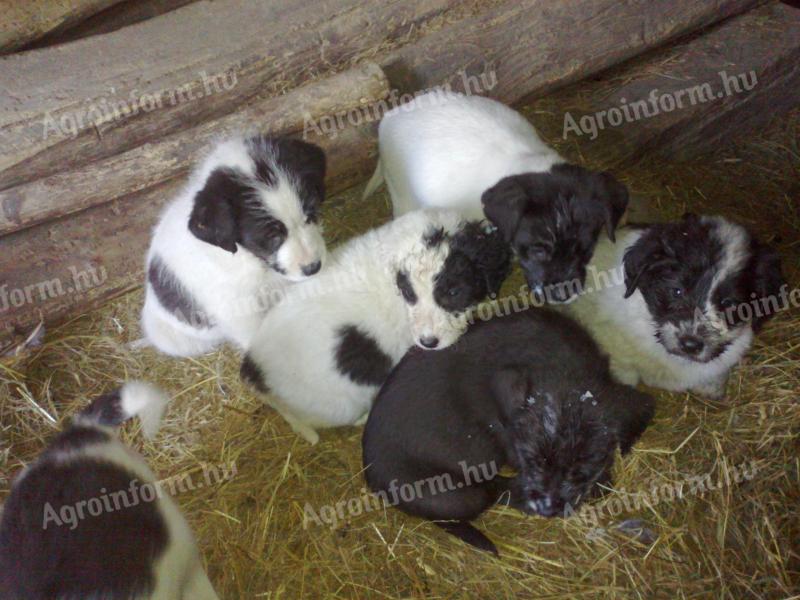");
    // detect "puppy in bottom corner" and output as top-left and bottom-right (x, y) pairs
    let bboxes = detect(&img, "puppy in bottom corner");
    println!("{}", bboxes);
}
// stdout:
(241, 209), (511, 444)
(0, 383), (219, 600)
(363, 308), (654, 554)
(564, 214), (785, 397)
